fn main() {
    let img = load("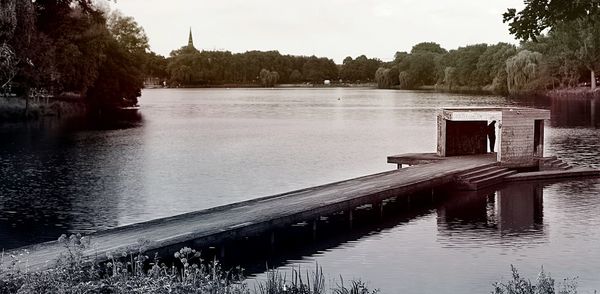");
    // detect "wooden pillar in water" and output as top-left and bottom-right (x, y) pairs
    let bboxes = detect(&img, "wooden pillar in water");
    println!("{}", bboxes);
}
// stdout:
(592, 97), (597, 127)
(373, 201), (383, 219)
(348, 210), (353, 229)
